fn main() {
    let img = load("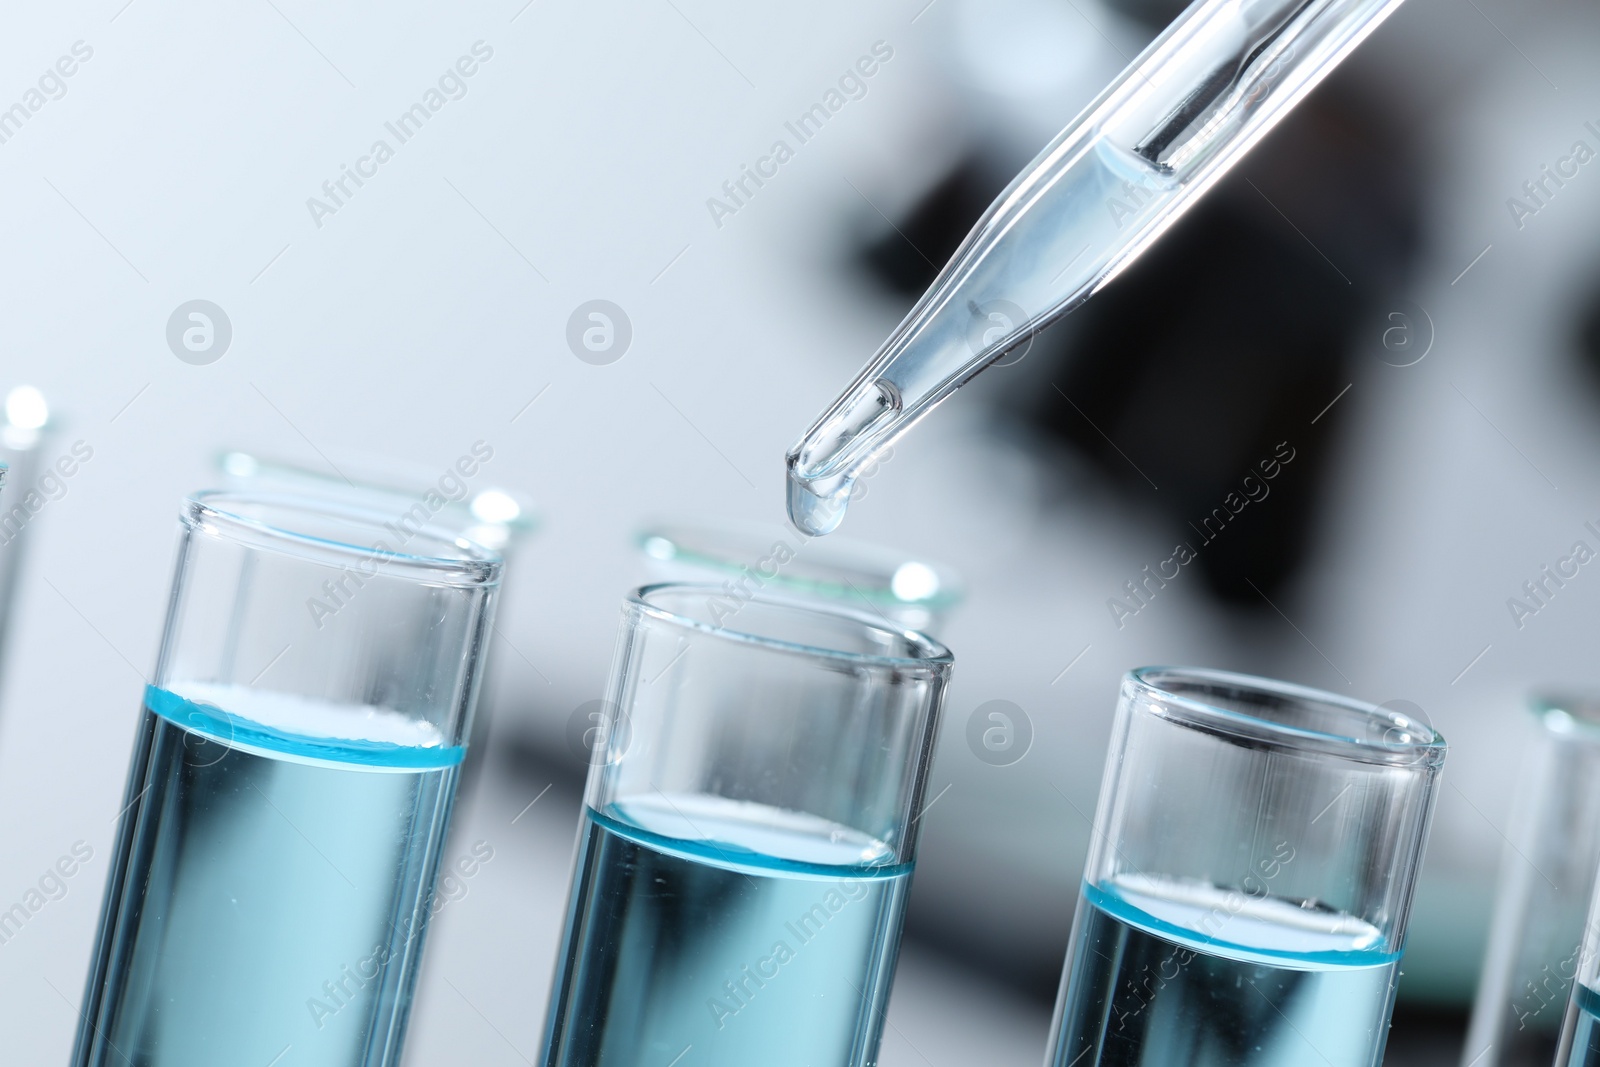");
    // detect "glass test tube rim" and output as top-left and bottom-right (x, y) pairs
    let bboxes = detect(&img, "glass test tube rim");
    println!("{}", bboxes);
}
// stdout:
(629, 581), (952, 672)
(1130, 665), (1447, 767)
(185, 489), (502, 588)
(636, 521), (963, 612)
